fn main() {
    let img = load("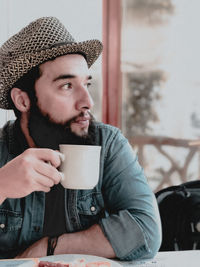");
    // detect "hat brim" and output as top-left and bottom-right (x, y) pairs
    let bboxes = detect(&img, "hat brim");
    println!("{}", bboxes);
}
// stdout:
(0, 39), (103, 109)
